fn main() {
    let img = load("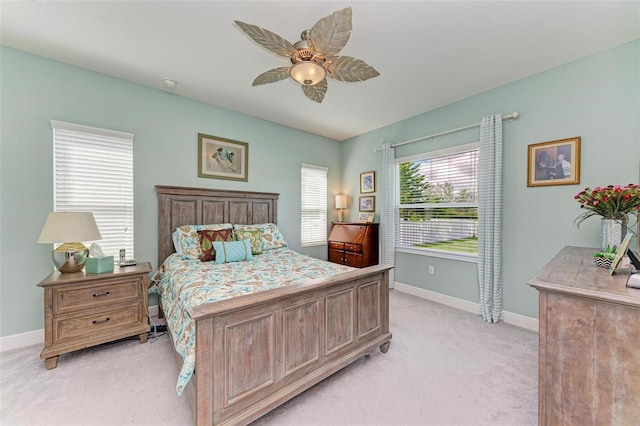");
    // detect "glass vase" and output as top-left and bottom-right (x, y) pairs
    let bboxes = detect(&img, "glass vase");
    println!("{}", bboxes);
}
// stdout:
(601, 218), (627, 250)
